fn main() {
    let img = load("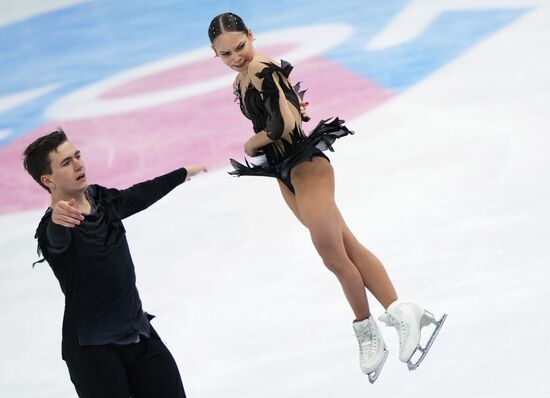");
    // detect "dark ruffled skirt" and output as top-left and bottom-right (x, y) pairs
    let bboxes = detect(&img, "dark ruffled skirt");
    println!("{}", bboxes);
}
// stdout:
(229, 117), (353, 193)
